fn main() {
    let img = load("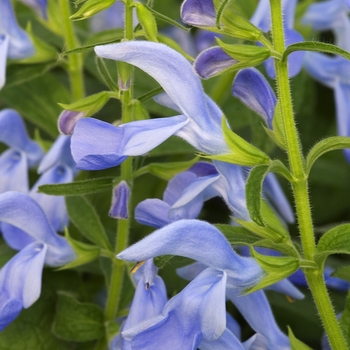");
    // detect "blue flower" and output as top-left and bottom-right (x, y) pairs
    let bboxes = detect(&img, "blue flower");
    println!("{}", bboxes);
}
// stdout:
(0, 0), (35, 88)
(0, 191), (76, 329)
(2, 135), (76, 250)
(70, 41), (230, 170)
(0, 109), (43, 194)
(109, 180), (131, 219)
(0, 242), (47, 331)
(110, 259), (167, 349)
